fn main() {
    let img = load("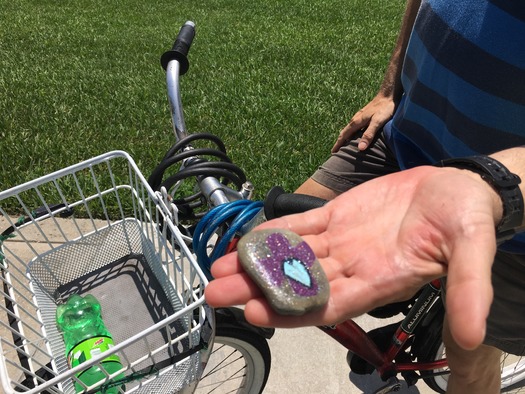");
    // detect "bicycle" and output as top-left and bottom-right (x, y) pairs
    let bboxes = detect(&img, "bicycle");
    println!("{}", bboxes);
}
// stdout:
(167, 22), (525, 393)
(1, 20), (525, 394)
